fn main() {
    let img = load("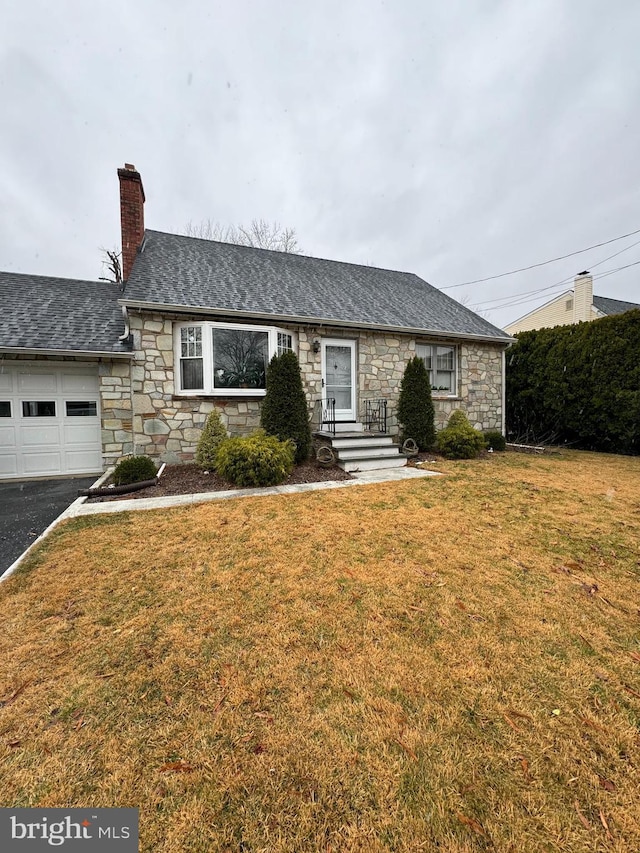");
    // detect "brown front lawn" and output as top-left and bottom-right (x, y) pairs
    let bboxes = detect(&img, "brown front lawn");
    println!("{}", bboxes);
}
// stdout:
(1, 450), (639, 851)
